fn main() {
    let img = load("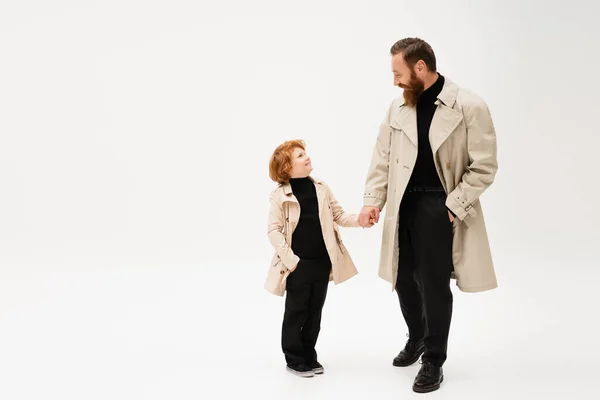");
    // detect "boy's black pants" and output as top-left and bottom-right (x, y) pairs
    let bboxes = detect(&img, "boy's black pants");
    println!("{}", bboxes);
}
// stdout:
(281, 257), (331, 366)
